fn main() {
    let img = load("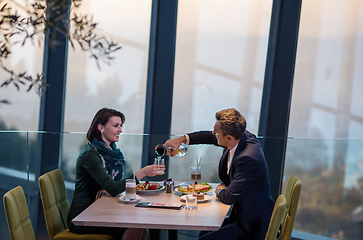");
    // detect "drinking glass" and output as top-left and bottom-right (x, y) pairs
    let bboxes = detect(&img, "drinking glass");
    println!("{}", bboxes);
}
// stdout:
(125, 179), (136, 199)
(185, 194), (198, 210)
(154, 157), (165, 173)
(191, 166), (201, 181)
